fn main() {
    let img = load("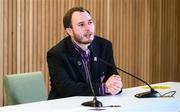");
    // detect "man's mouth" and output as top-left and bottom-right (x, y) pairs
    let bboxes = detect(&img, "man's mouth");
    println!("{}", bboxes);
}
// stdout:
(84, 33), (92, 39)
